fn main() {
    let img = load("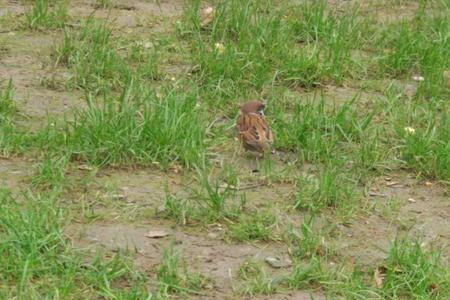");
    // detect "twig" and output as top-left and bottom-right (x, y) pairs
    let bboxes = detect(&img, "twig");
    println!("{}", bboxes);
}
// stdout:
(368, 192), (387, 197)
